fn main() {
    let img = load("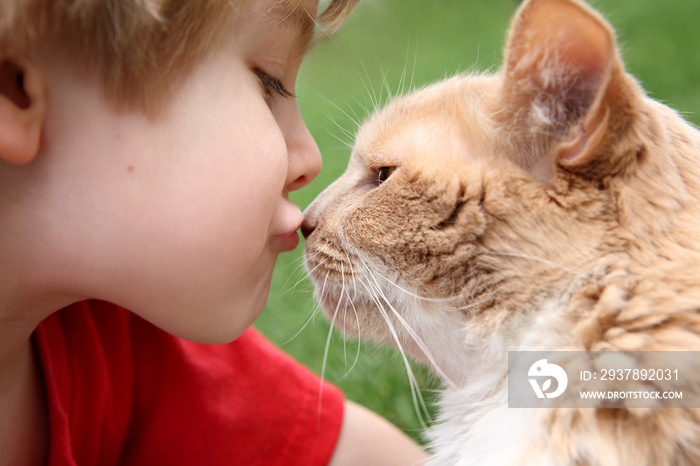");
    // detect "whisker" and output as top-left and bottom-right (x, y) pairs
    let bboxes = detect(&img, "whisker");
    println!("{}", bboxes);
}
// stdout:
(373, 270), (458, 304)
(359, 277), (432, 429)
(446, 298), (492, 313)
(308, 20), (377, 146)
(324, 114), (355, 143)
(279, 297), (322, 346)
(408, 7), (418, 96)
(481, 250), (599, 283)
(397, 3), (418, 98)
(380, 65), (394, 104)
(322, 127), (354, 151)
(364, 266), (456, 389)
(355, 54), (379, 113)
(319, 270), (341, 416)
(285, 272), (312, 295)
(276, 252), (322, 296)
(351, 96), (372, 119)
(343, 298), (363, 377)
(397, 61), (406, 98)
(322, 108), (356, 147)
(302, 253), (327, 277)
(342, 251), (363, 377)
(347, 100), (364, 128)
(280, 267), (330, 346)
(339, 264), (351, 371)
(322, 29), (378, 115)
(324, 96), (362, 130)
